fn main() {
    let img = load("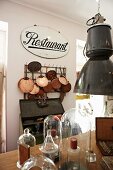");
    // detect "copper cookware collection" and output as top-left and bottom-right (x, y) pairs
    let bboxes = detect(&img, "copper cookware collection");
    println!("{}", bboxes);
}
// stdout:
(18, 61), (71, 99)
